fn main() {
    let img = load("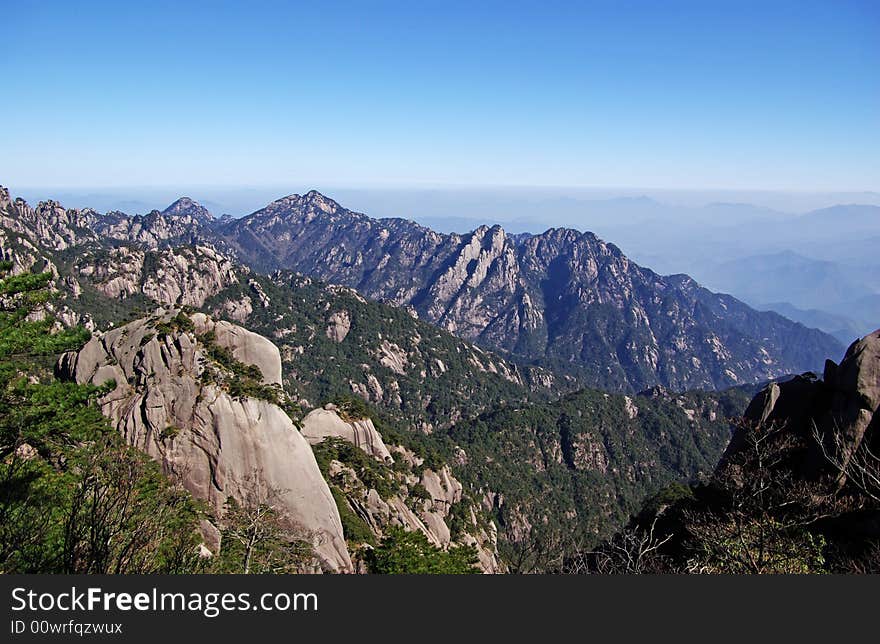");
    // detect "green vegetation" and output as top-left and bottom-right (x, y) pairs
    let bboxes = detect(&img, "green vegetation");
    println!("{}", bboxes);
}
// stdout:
(203, 274), (546, 461)
(447, 387), (750, 569)
(329, 486), (375, 545)
(213, 496), (316, 574)
(577, 415), (879, 574)
(312, 437), (397, 499)
(155, 310), (195, 336)
(0, 271), (90, 358)
(203, 274), (757, 570)
(365, 527), (478, 574)
(0, 265), (205, 573)
(10, 235), (763, 573)
(52, 246), (155, 330)
(197, 329), (283, 405)
(330, 394), (377, 423)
